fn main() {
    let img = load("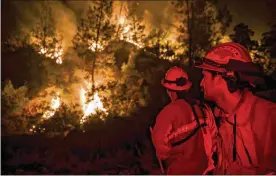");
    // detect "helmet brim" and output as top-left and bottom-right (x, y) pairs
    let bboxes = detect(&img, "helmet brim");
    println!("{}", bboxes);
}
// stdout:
(161, 79), (192, 91)
(194, 62), (226, 73)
